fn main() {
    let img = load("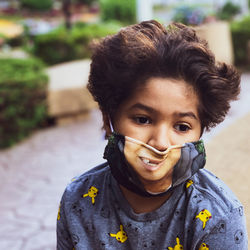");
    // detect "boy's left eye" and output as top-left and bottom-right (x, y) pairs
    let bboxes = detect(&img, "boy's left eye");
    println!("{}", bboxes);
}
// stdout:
(175, 124), (191, 132)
